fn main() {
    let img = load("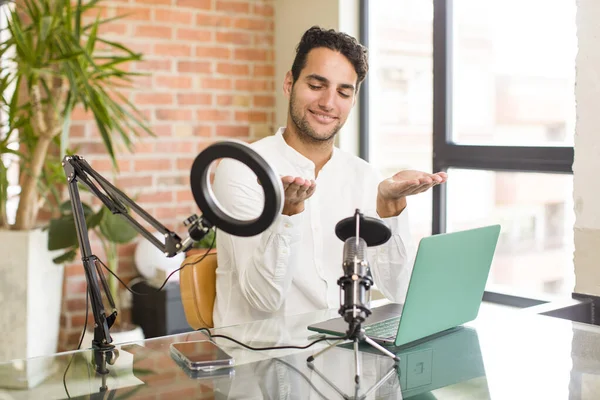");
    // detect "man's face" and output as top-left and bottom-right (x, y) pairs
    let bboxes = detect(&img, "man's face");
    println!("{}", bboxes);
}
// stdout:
(285, 48), (358, 143)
